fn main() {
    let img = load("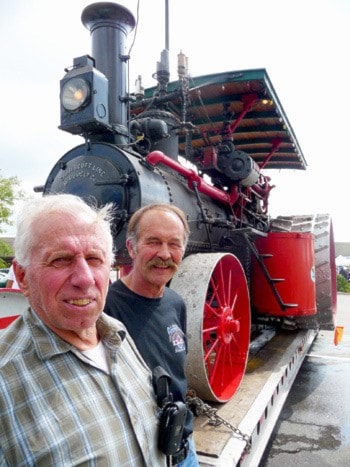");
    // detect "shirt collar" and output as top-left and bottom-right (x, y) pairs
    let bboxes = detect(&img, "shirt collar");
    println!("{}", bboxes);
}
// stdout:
(24, 308), (126, 360)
